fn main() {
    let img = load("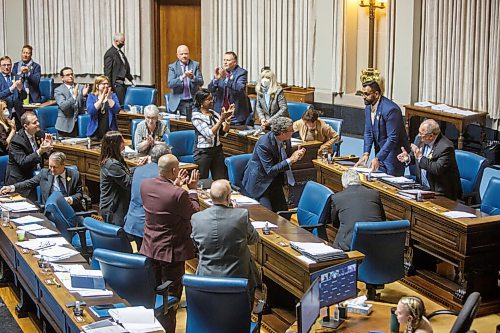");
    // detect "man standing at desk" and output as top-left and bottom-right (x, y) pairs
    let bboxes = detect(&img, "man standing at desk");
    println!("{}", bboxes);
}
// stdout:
(12, 45), (41, 103)
(104, 32), (135, 106)
(397, 119), (462, 200)
(355, 80), (409, 176)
